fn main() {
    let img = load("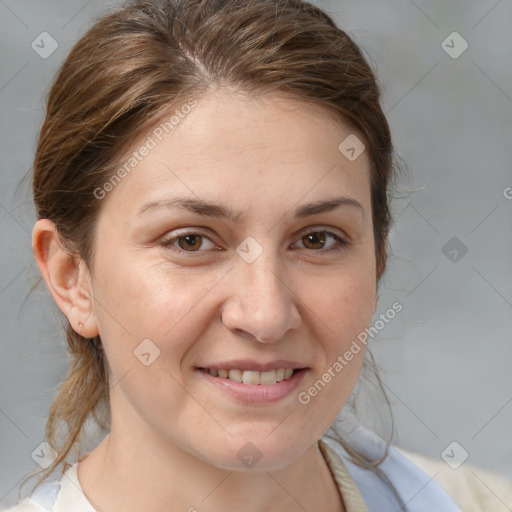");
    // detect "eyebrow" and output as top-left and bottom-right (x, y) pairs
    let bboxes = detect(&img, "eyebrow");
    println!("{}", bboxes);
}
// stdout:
(136, 196), (364, 222)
